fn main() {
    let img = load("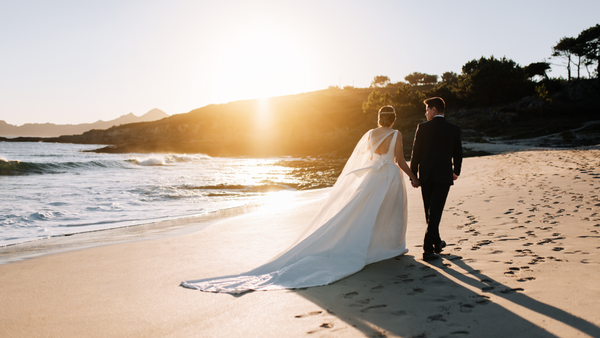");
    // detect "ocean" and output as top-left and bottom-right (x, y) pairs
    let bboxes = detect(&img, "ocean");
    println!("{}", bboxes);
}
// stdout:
(0, 142), (339, 248)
